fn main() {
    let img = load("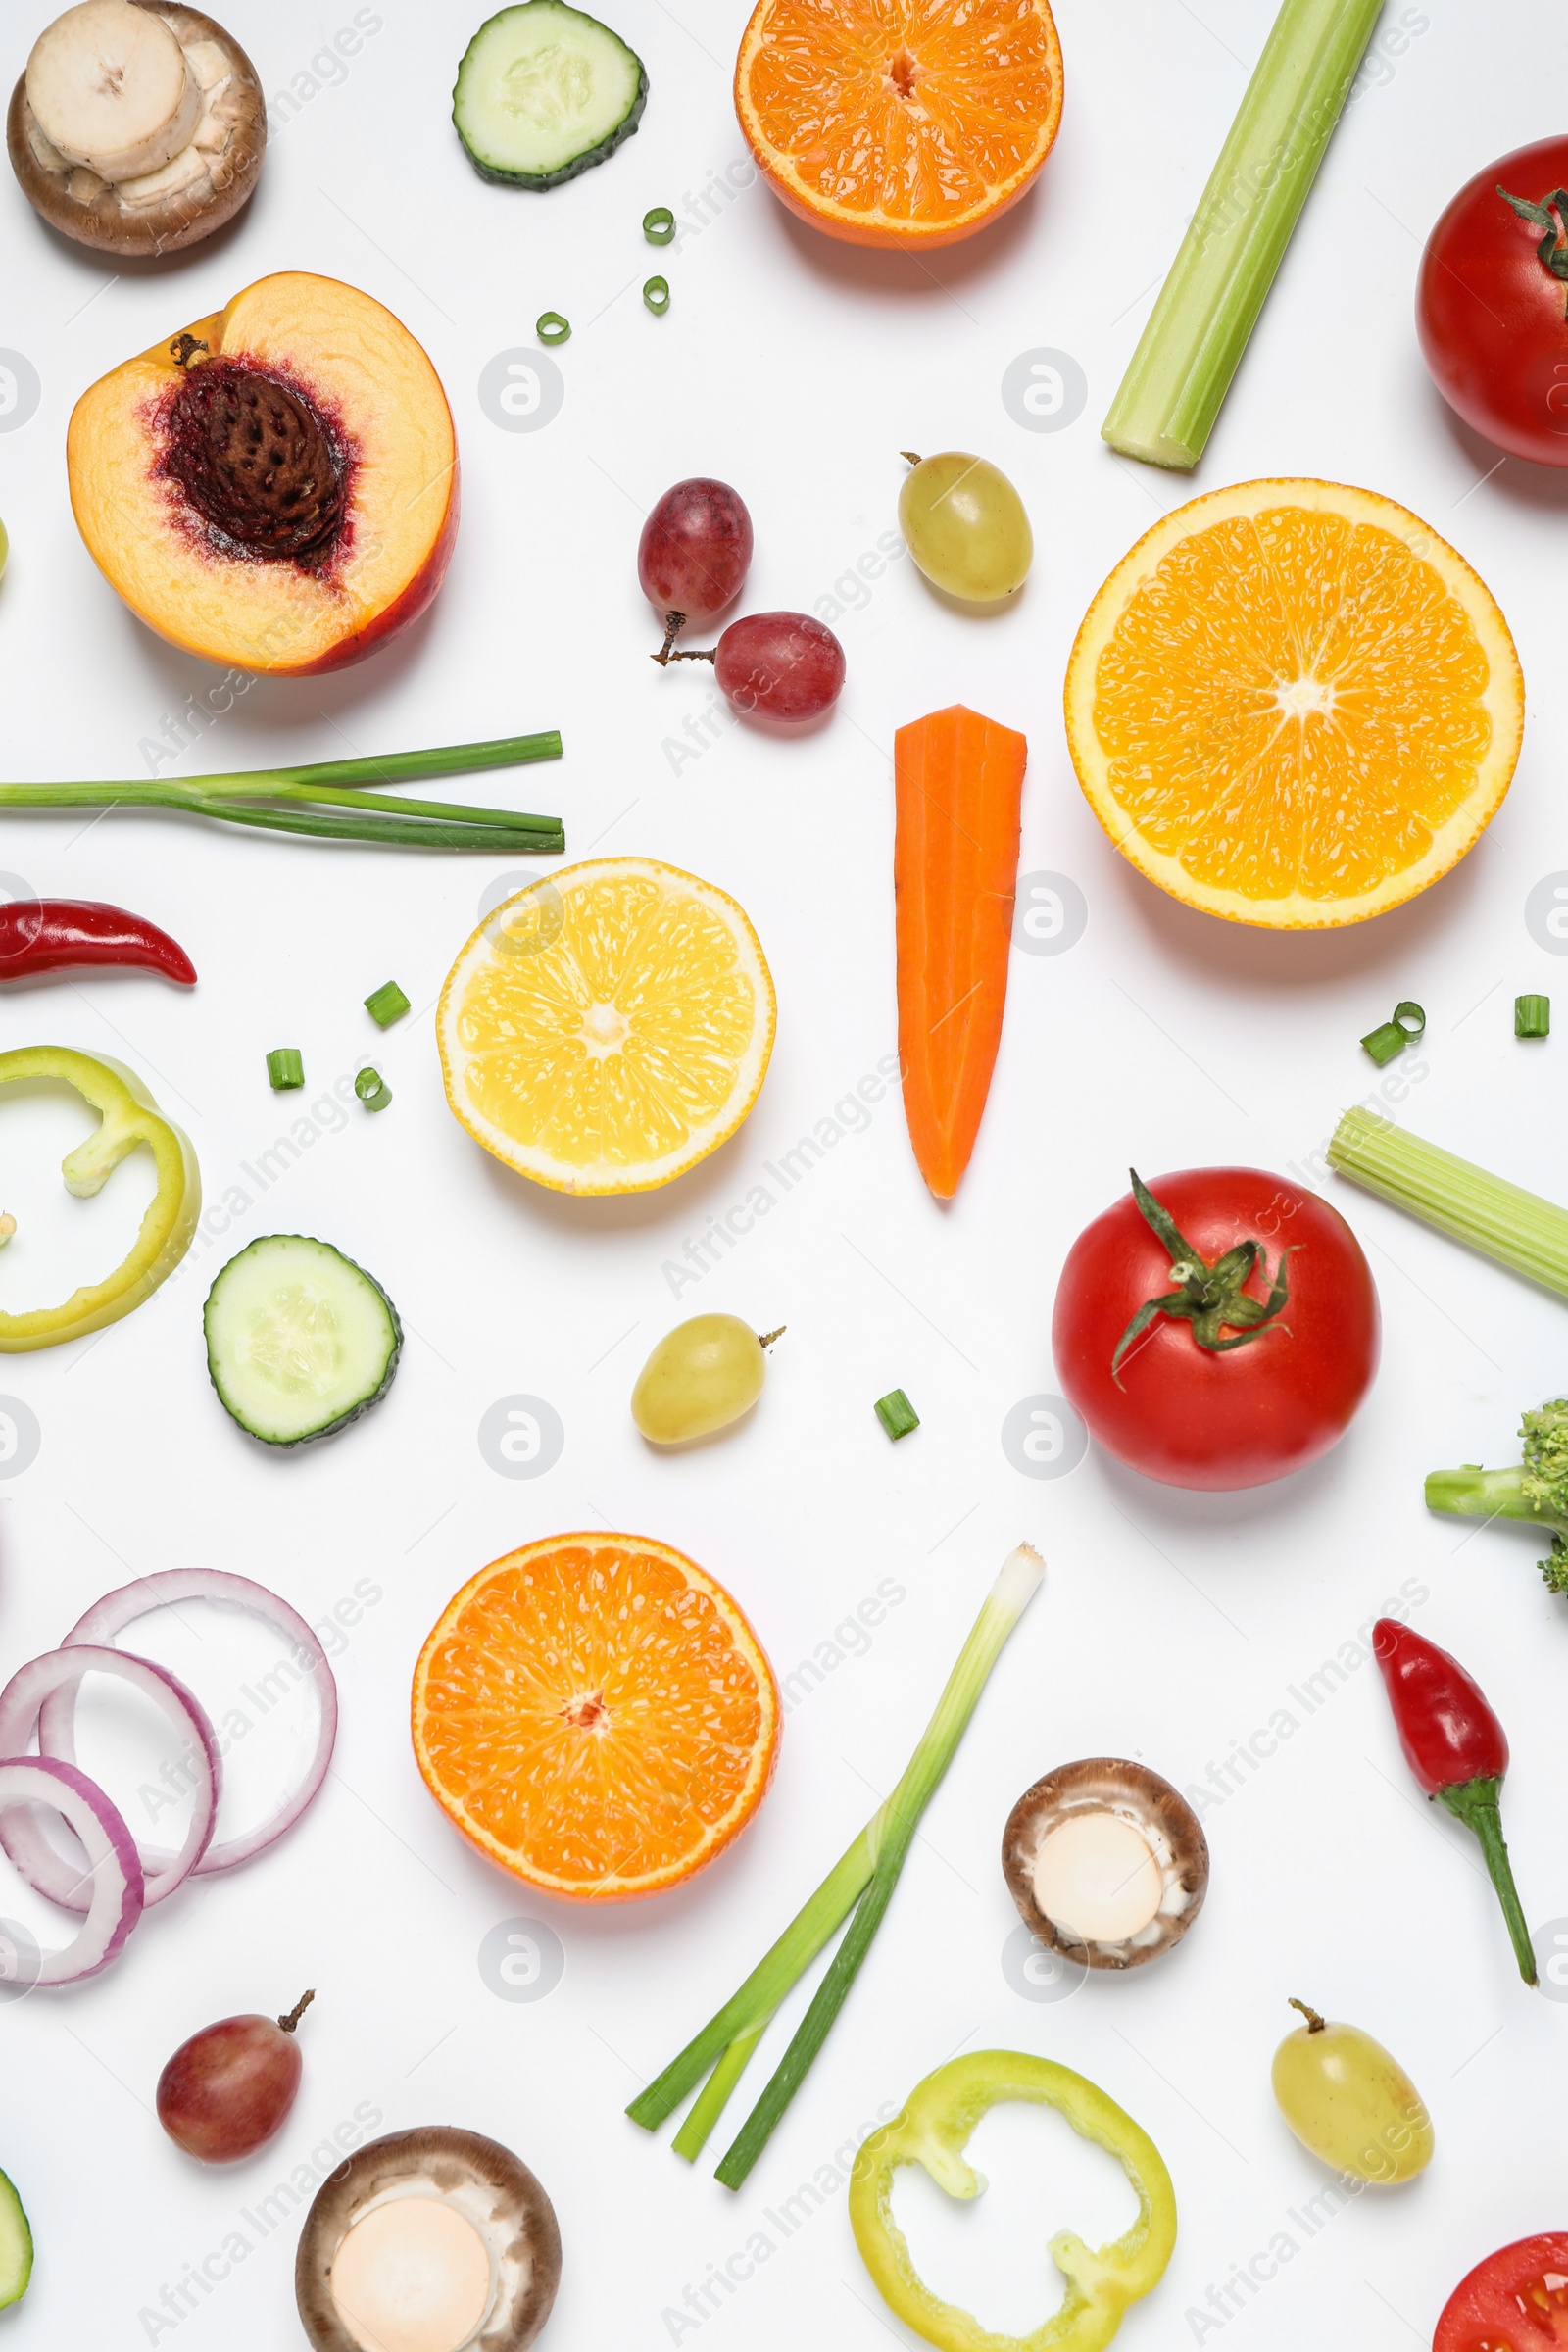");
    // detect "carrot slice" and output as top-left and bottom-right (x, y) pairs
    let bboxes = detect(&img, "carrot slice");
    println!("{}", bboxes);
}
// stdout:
(895, 705), (1028, 1199)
